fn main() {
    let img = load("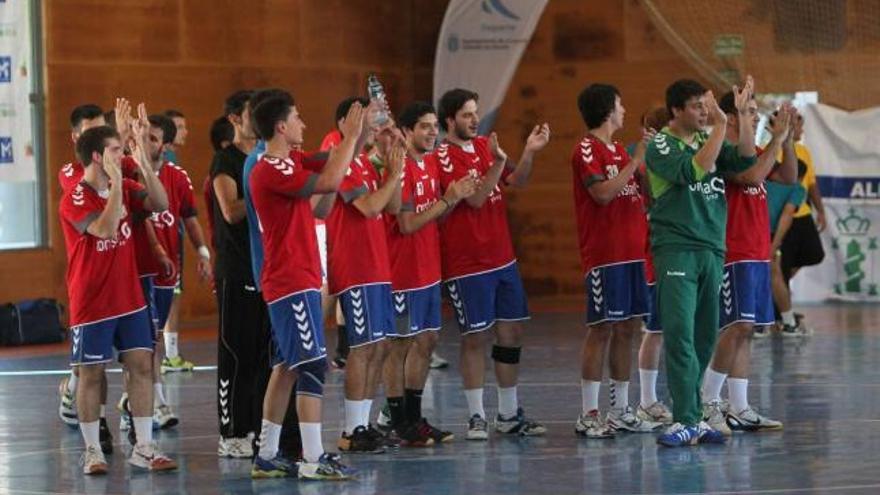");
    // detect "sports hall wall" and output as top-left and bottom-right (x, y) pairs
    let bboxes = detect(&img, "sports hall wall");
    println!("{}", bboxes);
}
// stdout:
(8, 0), (860, 324)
